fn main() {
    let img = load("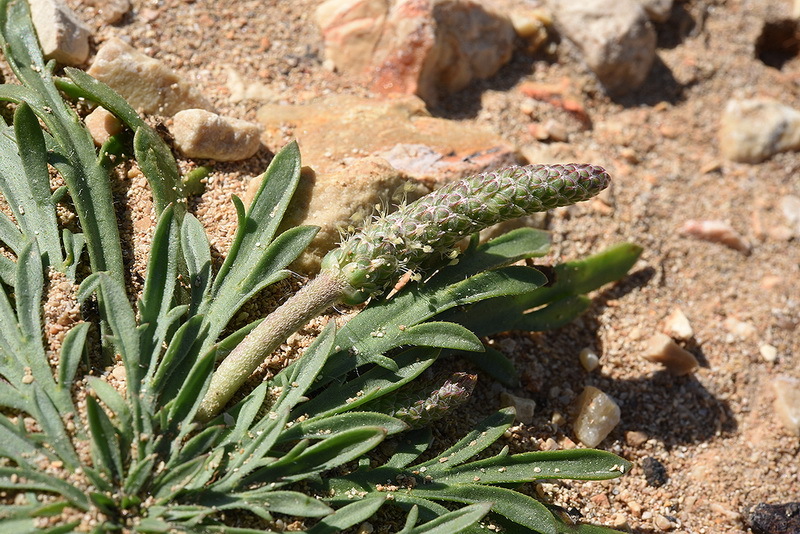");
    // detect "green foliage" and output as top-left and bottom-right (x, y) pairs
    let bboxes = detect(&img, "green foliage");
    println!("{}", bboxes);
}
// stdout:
(0, 1), (641, 531)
